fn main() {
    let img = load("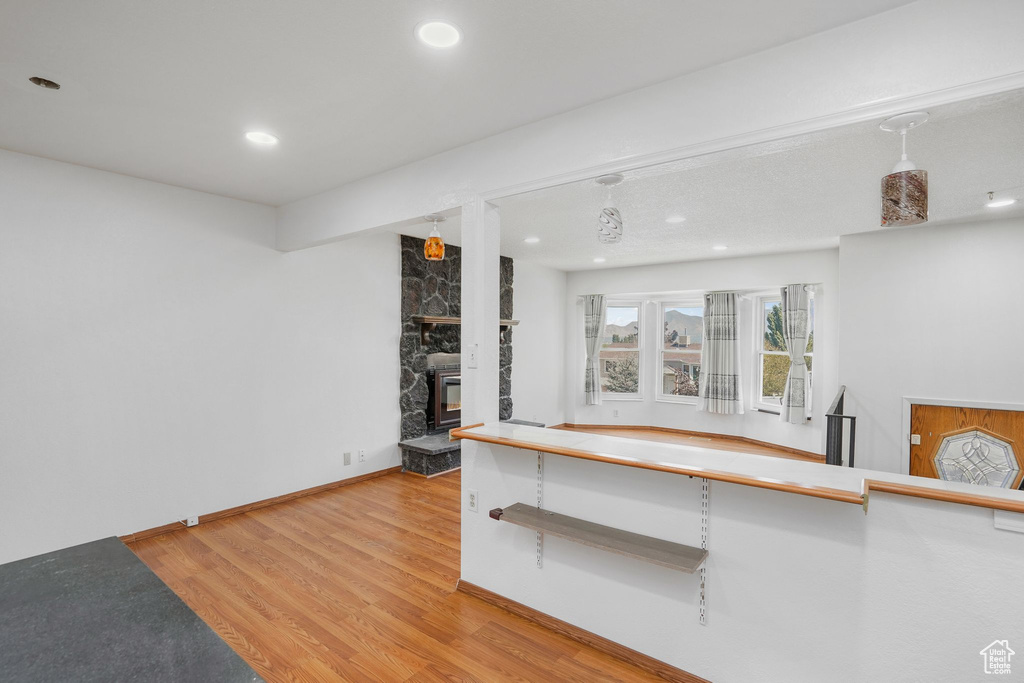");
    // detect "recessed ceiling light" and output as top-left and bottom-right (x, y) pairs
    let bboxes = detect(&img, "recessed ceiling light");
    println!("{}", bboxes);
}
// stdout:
(712, 245), (728, 251)
(593, 257), (606, 263)
(245, 131), (279, 145)
(665, 215), (686, 224)
(417, 21), (461, 48)
(983, 197), (1015, 208)
(595, 173), (624, 187)
(523, 236), (540, 244)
